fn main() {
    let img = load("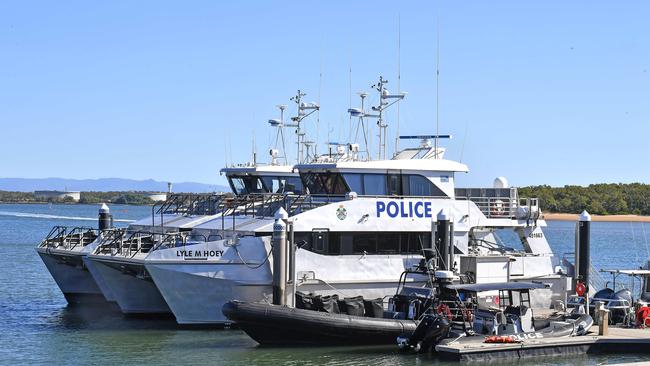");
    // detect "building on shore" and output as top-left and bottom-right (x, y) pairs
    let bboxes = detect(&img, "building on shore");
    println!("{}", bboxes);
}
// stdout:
(145, 192), (168, 202)
(144, 182), (173, 202)
(33, 190), (81, 202)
